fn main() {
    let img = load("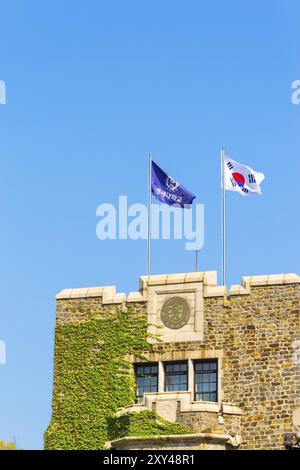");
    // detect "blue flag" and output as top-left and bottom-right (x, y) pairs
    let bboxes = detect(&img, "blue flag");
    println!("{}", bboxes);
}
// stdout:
(151, 160), (196, 207)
